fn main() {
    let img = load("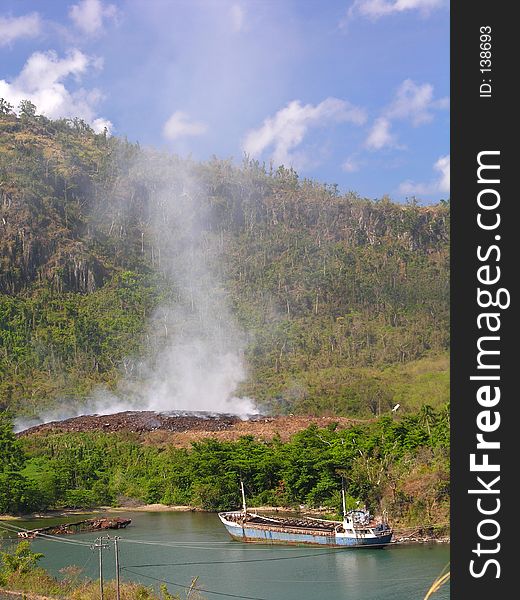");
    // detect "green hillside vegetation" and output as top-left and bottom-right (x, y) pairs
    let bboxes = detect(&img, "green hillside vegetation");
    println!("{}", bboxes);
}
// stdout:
(1, 410), (449, 531)
(0, 100), (449, 417)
